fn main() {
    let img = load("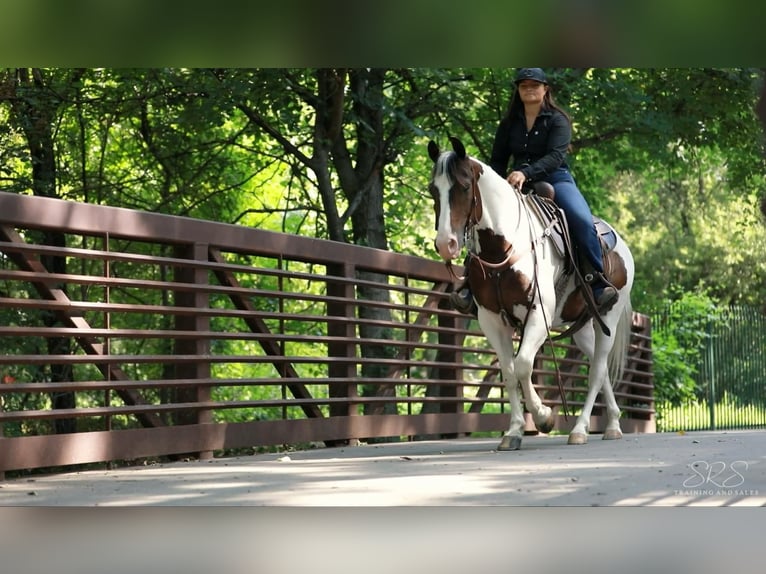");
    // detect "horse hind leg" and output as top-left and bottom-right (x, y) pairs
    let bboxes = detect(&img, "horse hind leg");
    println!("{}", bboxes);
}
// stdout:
(567, 328), (623, 445)
(599, 372), (623, 440)
(569, 372), (622, 444)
